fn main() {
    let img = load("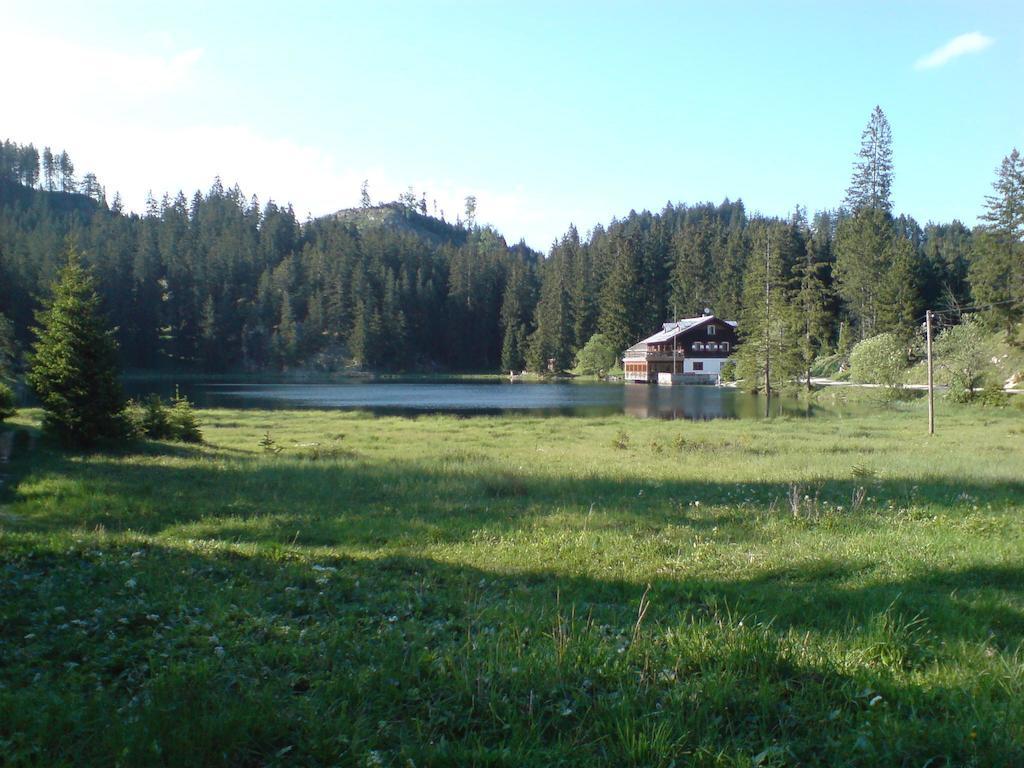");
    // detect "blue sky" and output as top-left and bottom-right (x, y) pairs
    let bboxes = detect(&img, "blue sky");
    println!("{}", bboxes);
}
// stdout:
(4, 1), (1022, 248)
